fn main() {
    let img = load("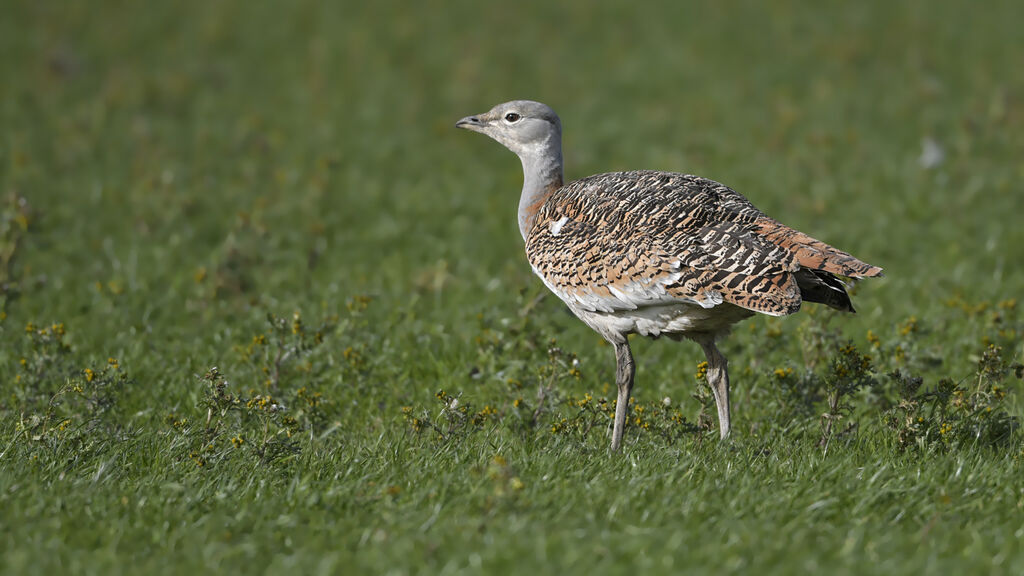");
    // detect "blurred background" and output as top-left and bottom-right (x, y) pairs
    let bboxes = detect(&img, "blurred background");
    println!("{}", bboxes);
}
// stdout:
(2, 1), (1024, 572)
(2, 0), (1022, 400)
